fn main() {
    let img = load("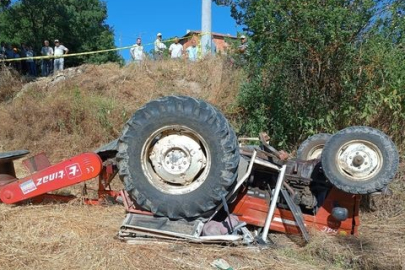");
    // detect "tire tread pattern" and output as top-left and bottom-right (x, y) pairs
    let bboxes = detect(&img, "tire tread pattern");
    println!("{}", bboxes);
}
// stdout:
(297, 133), (332, 160)
(116, 96), (239, 219)
(321, 126), (399, 194)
